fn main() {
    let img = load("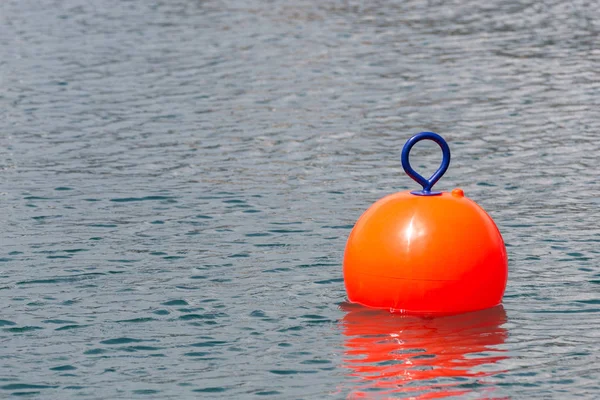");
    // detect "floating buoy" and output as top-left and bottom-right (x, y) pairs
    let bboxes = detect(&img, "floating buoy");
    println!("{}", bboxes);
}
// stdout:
(343, 132), (507, 315)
